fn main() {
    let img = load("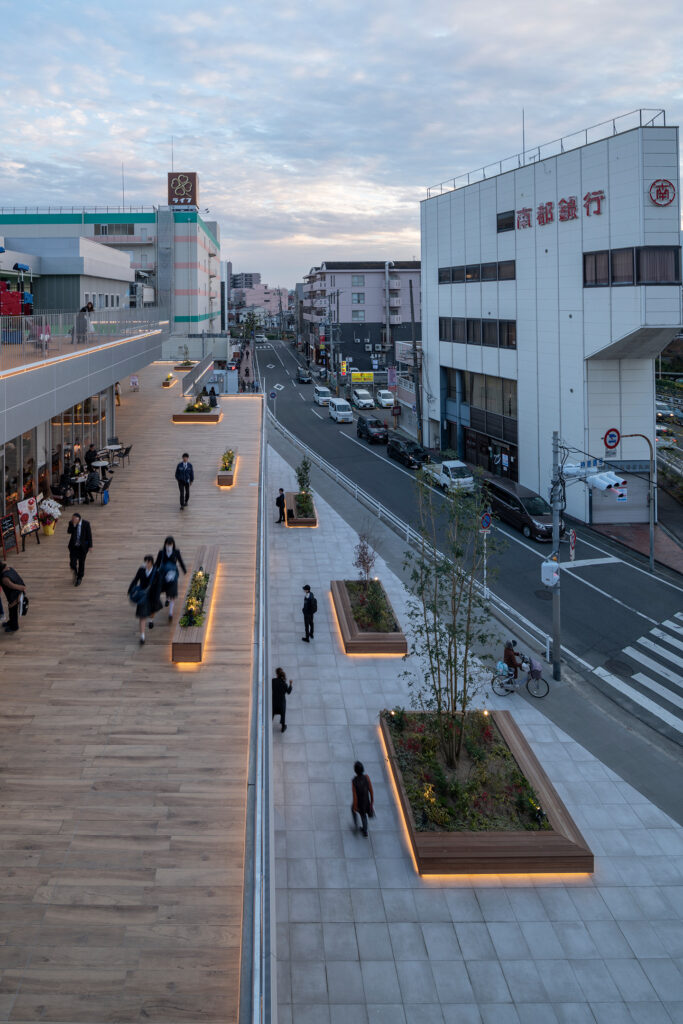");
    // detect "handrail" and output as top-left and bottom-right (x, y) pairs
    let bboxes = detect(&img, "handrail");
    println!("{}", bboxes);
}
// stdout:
(266, 408), (551, 659)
